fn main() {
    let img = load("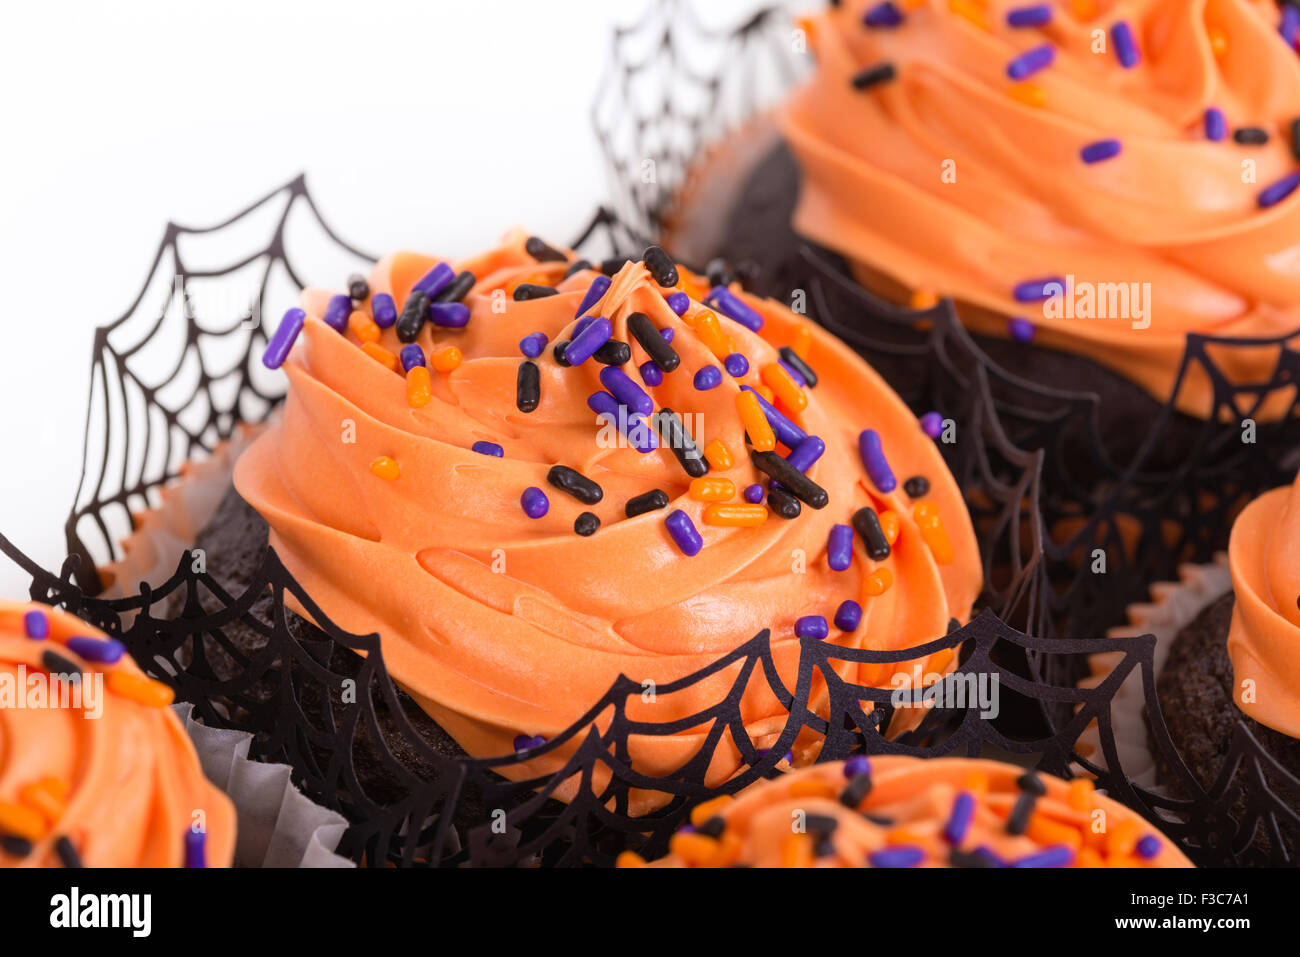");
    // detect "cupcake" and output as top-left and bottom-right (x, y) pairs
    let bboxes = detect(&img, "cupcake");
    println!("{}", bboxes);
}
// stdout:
(0, 601), (236, 867)
(175, 230), (982, 805)
(619, 755), (1191, 867)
